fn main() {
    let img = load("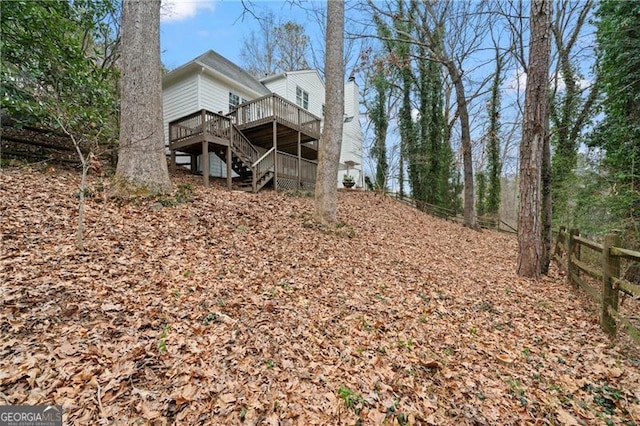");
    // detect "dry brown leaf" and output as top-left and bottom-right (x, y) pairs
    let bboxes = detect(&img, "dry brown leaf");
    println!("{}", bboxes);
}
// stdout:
(495, 353), (515, 364)
(218, 393), (236, 404)
(1, 167), (639, 425)
(556, 408), (580, 425)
